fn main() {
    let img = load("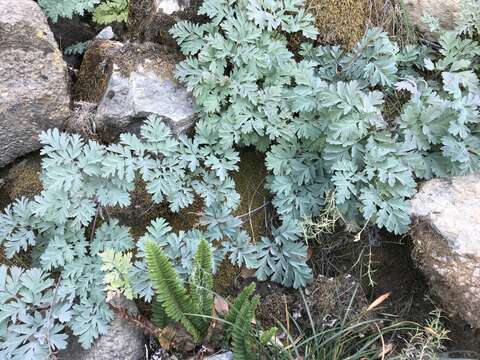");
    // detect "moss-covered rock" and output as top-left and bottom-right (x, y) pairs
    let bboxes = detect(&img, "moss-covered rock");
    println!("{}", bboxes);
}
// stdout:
(75, 40), (181, 104)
